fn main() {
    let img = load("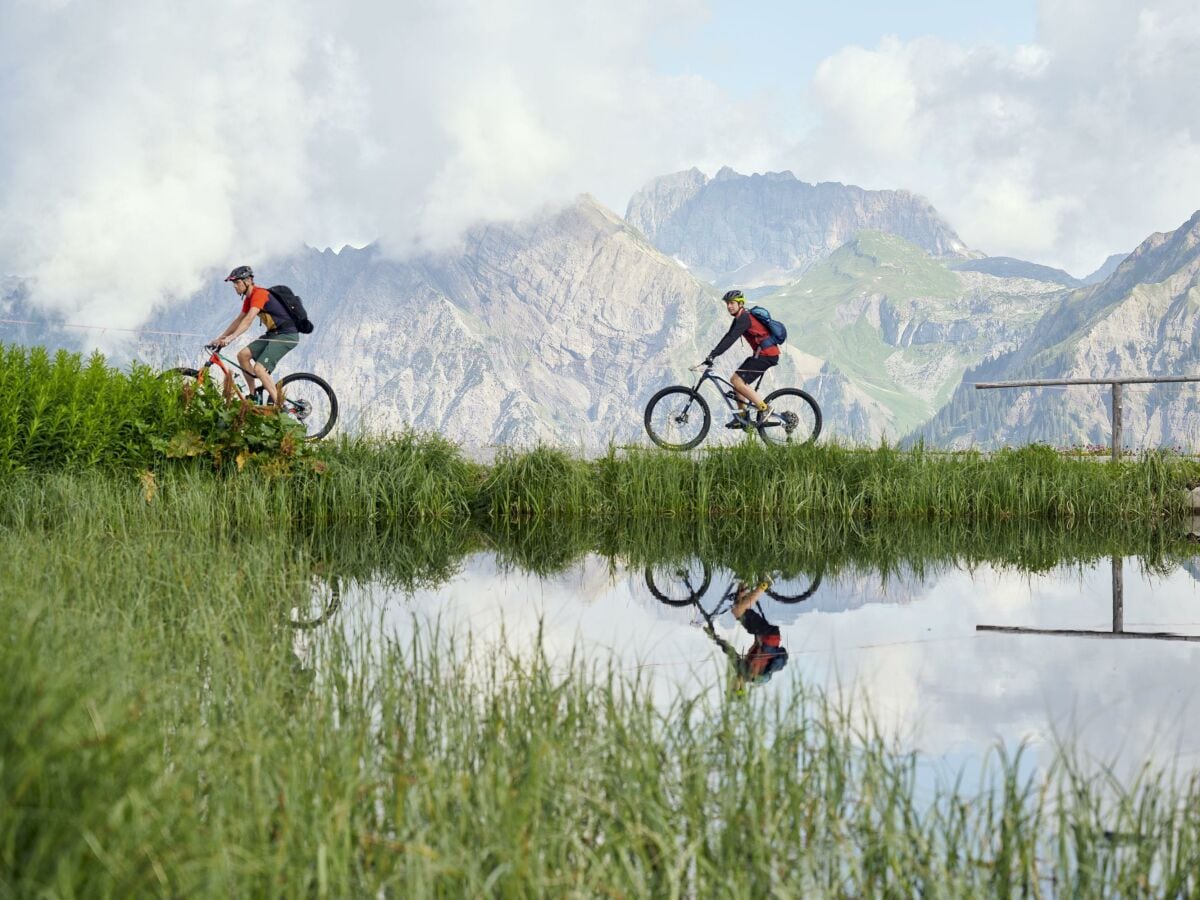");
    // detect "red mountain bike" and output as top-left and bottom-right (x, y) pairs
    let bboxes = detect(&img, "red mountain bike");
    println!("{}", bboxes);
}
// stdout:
(166, 344), (338, 440)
